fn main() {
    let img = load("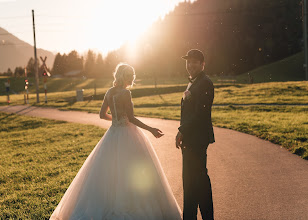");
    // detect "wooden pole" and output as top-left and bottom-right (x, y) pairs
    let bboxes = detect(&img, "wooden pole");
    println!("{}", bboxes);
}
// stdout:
(32, 9), (40, 103)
